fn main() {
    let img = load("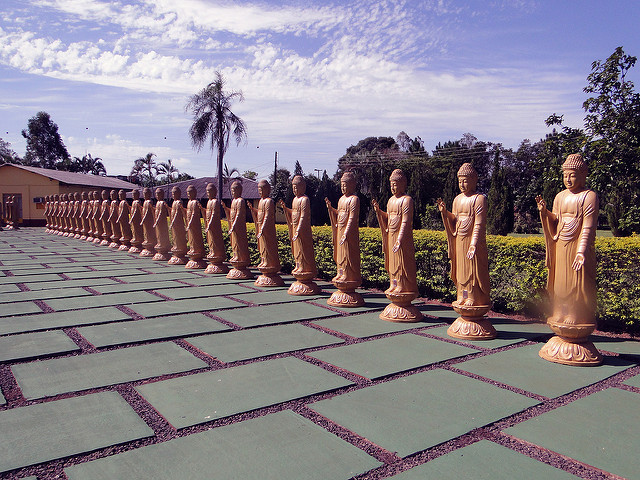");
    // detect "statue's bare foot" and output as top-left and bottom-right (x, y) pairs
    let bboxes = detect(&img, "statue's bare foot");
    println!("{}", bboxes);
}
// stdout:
(463, 298), (475, 307)
(562, 315), (578, 325)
